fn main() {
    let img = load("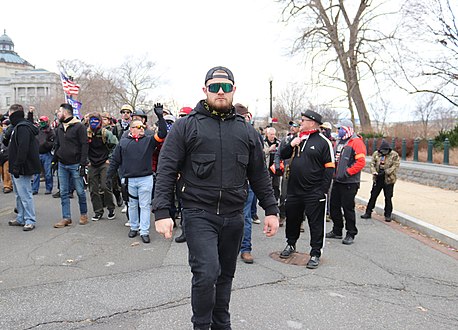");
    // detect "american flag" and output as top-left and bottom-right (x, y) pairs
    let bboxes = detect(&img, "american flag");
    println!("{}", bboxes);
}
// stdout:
(60, 72), (80, 96)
